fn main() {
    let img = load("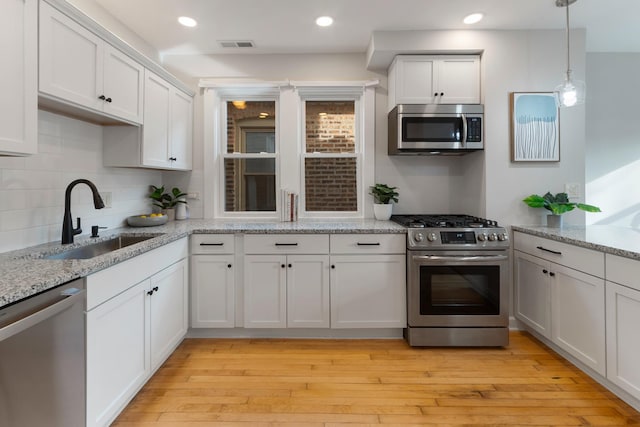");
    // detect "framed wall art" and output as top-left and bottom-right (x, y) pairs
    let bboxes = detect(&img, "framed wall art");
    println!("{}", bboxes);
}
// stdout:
(510, 92), (560, 162)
